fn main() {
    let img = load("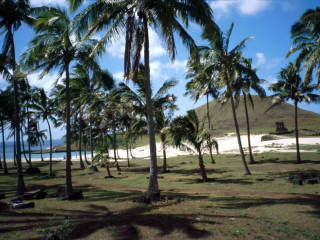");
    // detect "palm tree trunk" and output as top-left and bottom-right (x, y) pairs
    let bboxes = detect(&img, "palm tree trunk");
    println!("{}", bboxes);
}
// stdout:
(106, 161), (112, 177)
(27, 106), (32, 169)
(295, 100), (301, 163)
(10, 28), (25, 194)
(40, 141), (43, 161)
(1, 116), (8, 174)
(197, 148), (207, 182)
(207, 94), (215, 164)
(46, 118), (53, 176)
(243, 93), (255, 164)
(84, 142), (89, 165)
(13, 128), (17, 166)
(90, 116), (94, 160)
(227, 82), (251, 175)
(21, 128), (29, 163)
(65, 62), (73, 198)
(143, 15), (159, 198)
(126, 140), (130, 167)
(129, 139), (134, 158)
(112, 116), (121, 171)
(79, 113), (84, 169)
(162, 140), (167, 173)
